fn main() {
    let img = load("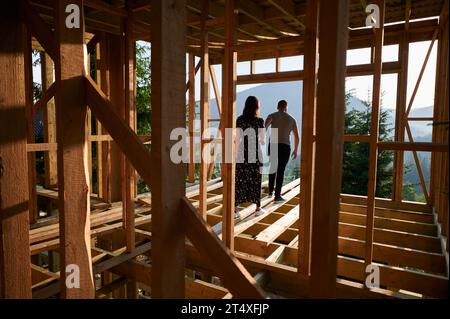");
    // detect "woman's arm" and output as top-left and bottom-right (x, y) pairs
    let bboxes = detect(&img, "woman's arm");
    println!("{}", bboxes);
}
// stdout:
(259, 118), (266, 145)
(264, 116), (272, 129)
